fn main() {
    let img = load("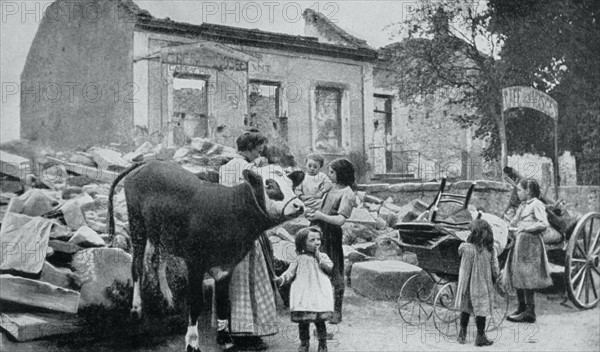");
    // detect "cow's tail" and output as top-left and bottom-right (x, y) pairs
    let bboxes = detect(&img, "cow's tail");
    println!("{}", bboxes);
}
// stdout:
(107, 162), (146, 246)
